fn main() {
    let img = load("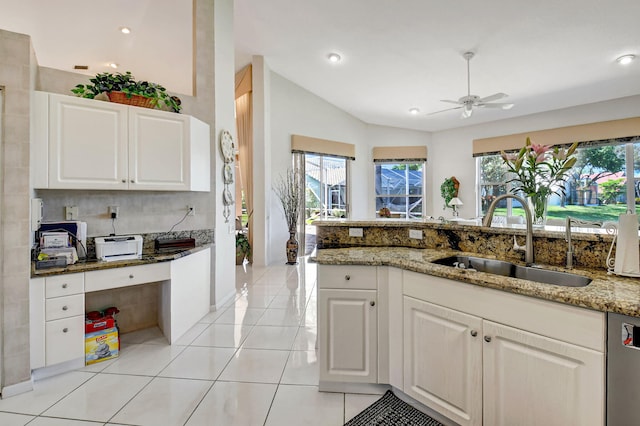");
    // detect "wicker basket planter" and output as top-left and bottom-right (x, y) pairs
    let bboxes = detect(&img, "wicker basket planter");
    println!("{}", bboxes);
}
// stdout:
(107, 91), (155, 109)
